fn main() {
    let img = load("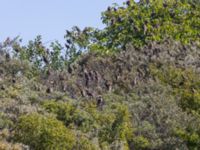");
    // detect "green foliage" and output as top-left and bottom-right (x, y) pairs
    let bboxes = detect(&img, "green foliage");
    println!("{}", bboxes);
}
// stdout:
(150, 64), (200, 115)
(64, 0), (200, 53)
(14, 113), (76, 150)
(41, 100), (94, 132)
(98, 103), (133, 144)
(150, 65), (200, 149)
(0, 1), (200, 150)
(131, 136), (150, 150)
(0, 113), (13, 129)
(175, 127), (200, 150)
(74, 134), (96, 150)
